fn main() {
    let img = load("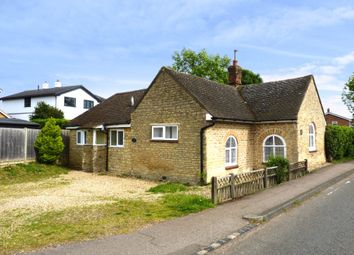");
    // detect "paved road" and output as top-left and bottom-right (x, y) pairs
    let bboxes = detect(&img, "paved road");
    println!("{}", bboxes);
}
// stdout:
(212, 175), (354, 255)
